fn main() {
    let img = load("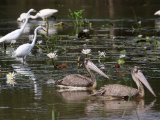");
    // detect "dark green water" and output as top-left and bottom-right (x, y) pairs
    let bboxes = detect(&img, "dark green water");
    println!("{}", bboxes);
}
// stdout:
(0, 0), (160, 120)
